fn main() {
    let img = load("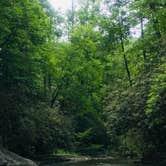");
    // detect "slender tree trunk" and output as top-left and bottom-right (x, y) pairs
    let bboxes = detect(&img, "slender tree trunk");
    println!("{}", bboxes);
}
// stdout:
(118, 14), (132, 86)
(43, 75), (47, 98)
(152, 14), (161, 38)
(120, 36), (132, 86)
(2, 61), (8, 86)
(149, 2), (161, 38)
(48, 74), (52, 93)
(149, 2), (162, 62)
(140, 15), (146, 61)
(71, 0), (75, 31)
(50, 87), (59, 108)
(0, 49), (2, 81)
